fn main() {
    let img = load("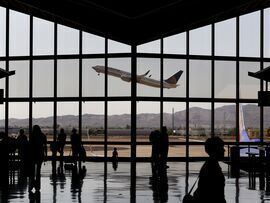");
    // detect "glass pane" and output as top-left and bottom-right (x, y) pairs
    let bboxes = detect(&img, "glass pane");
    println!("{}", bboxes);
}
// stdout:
(57, 59), (79, 97)
(264, 8), (270, 58)
(215, 61), (236, 98)
(164, 102), (186, 158)
(189, 145), (207, 157)
(108, 144), (130, 158)
(163, 59), (186, 97)
(9, 102), (29, 136)
(108, 58), (131, 97)
(0, 103), (4, 131)
(33, 60), (54, 97)
(0, 7), (6, 56)
(108, 39), (131, 53)
(57, 24), (79, 55)
(9, 61), (29, 97)
(264, 106), (270, 141)
(82, 59), (105, 97)
(189, 103), (211, 139)
(264, 62), (270, 90)
(240, 11), (260, 57)
(239, 62), (260, 99)
(190, 25), (211, 55)
(57, 102), (79, 133)
(137, 58), (160, 97)
(0, 61), (5, 98)
(137, 40), (160, 53)
(215, 18), (236, 56)
(189, 103), (211, 157)
(9, 10), (30, 56)
(82, 102), (104, 157)
(164, 32), (186, 54)
(33, 17), (54, 56)
(108, 101), (130, 142)
(33, 102), (53, 136)
(82, 32), (105, 54)
(137, 102), (160, 158)
(214, 103), (236, 141)
(189, 60), (211, 98)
